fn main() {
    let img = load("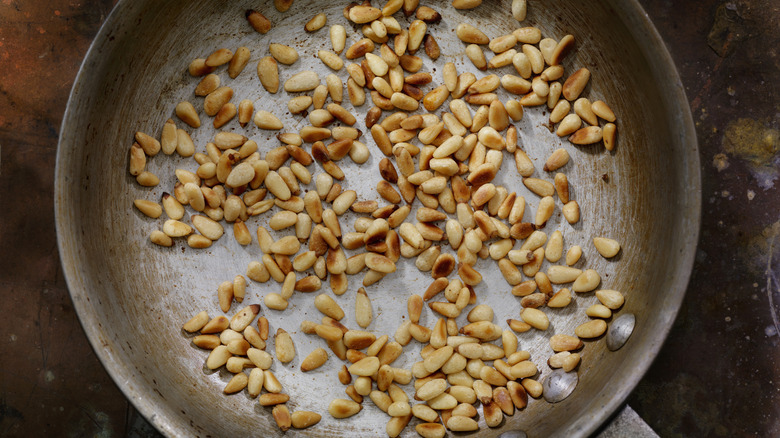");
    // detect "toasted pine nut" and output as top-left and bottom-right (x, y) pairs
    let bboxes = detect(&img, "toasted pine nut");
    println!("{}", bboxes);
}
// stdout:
(349, 5), (381, 23)
(246, 9), (271, 33)
(328, 399), (362, 418)
(512, 0), (527, 20)
(544, 230), (564, 262)
(572, 268), (600, 293)
(447, 415), (479, 432)
(182, 311), (209, 333)
(593, 237), (621, 258)
(575, 320), (608, 339)
(521, 307), (549, 330)
(552, 173), (570, 204)
(284, 71), (320, 93)
(274, 328), (295, 363)
(547, 265), (582, 283)
(301, 347), (329, 372)
(596, 289), (625, 309)
(465, 44), (487, 70)
(510, 360), (538, 379)
(269, 44), (298, 67)
(561, 200), (580, 224)
(547, 288), (572, 308)
(574, 97), (598, 126)
(264, 293), (288, 311)
(550, 334), (583, 352)
(175, 101), (200, 128)
(305, 12), (327, 32)
(347, 287), (371, 328)
(318, 50), (344, 71)
(422, 85), (450, 112)
(315, 293), (345, 320)
(291, 411), (321, 429)
(456, 22), (489, 44)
